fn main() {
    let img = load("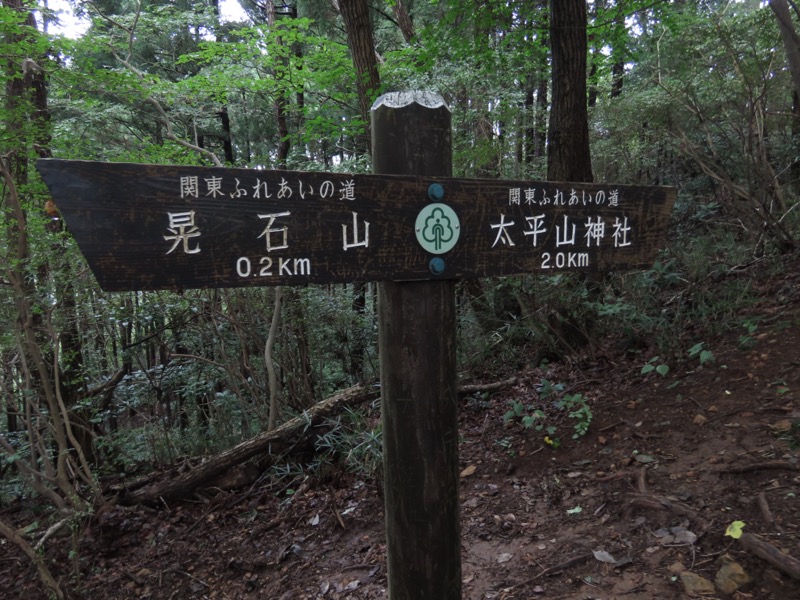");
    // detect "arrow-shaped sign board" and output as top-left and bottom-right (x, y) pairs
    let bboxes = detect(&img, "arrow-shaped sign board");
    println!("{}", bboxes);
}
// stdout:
(37, 159), (675, 292)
